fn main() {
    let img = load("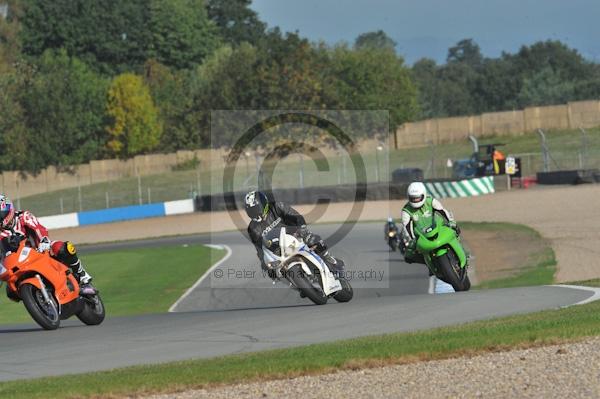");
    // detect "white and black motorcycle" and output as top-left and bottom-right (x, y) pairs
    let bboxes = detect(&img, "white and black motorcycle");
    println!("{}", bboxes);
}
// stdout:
(262, 226), (353, 305)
